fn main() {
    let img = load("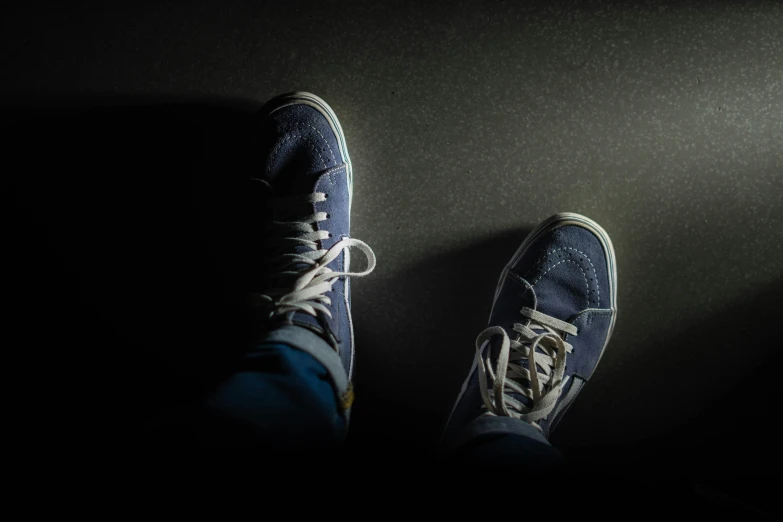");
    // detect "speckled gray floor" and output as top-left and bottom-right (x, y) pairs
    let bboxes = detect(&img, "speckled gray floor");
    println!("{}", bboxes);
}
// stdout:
(6, 0), (782, 477)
